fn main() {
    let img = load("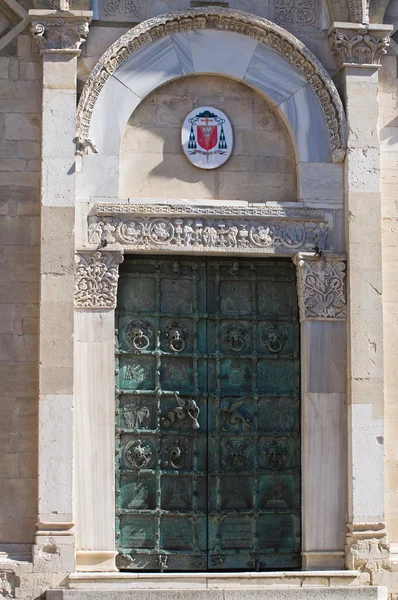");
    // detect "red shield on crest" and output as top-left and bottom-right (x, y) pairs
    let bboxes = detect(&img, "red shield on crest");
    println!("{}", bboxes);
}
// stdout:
(197, 123), (218, 151)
